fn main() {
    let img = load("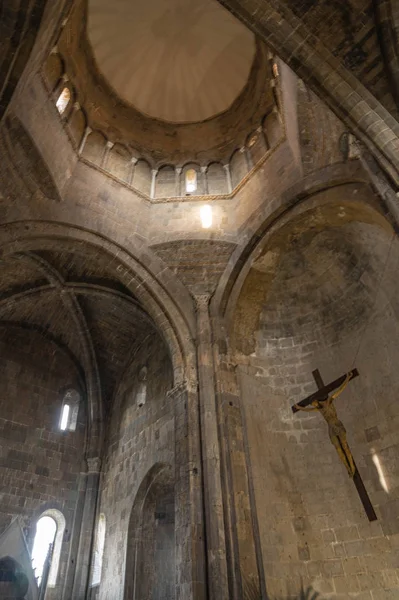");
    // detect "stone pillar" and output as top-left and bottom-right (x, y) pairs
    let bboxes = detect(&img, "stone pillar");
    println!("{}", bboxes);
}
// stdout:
(169, 382), (207, 600)
(78, 126), (92, 156)
(257, 124), (269, 152)
(56, 72), (69, 96)
(211, 316), (265, 600)
(194, 294), (229, 600)
(201, 166), (208, 195)
(243, 147), (253, 171)
(223, 164), (232, 194)
(150, 169), (158, 199)
(175, 167), (182, 197)
(70, 457), (101, 600)
(61, 469), (87, 600)
(101, 140), (114, 169)
(129, 157), (138, 186)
